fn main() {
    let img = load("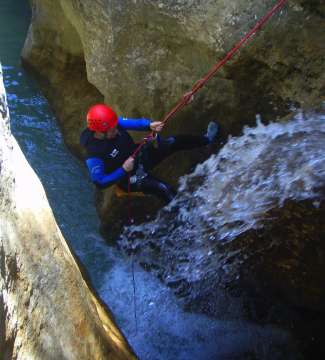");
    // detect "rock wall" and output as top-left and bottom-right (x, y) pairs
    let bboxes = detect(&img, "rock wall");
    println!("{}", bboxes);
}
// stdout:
(21, 0), (325, 236)
(21, 0), (104, 157)
(0, 65), (135, 359)
(22, 0), (325, 145)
